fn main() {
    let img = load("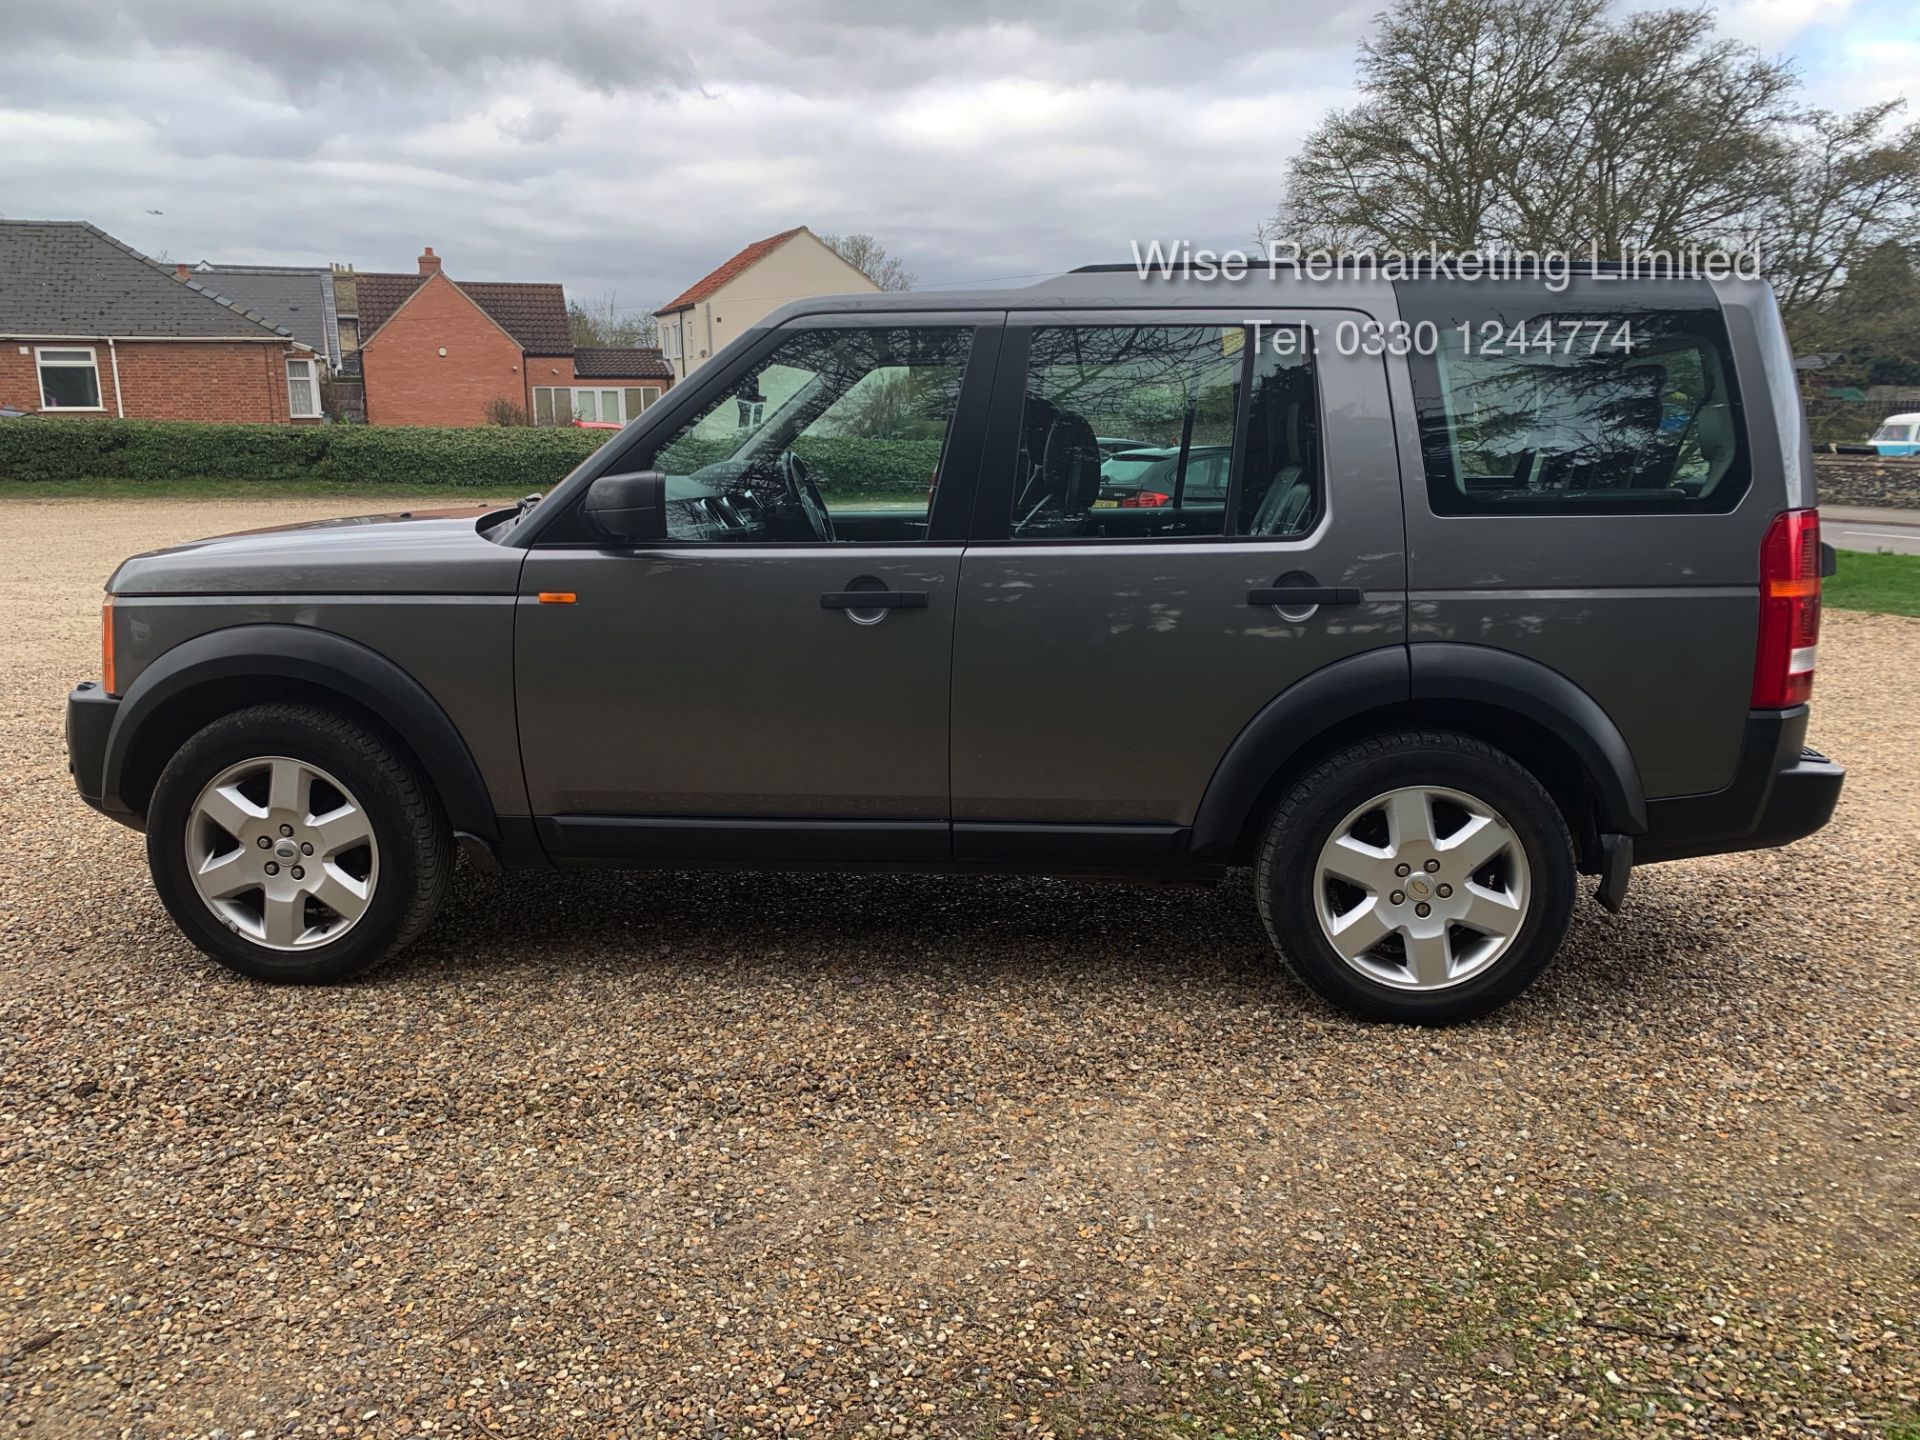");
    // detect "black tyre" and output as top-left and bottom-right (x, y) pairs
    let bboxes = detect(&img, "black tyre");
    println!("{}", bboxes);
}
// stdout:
(1256, 730), (1575, 1024)
(146, 702), (451, 982)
